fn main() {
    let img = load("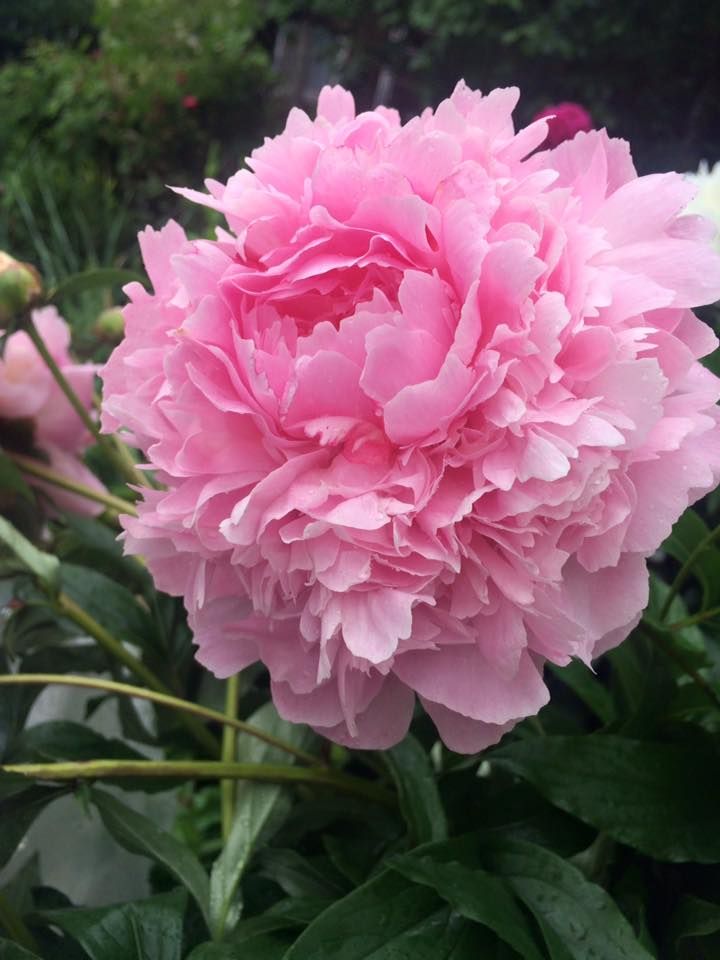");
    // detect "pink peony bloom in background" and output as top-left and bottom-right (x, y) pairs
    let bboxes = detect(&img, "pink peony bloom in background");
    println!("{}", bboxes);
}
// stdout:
(102, 82), (720, 752)
(532, 101), (593, 149)
(1, 306), (106, 515)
